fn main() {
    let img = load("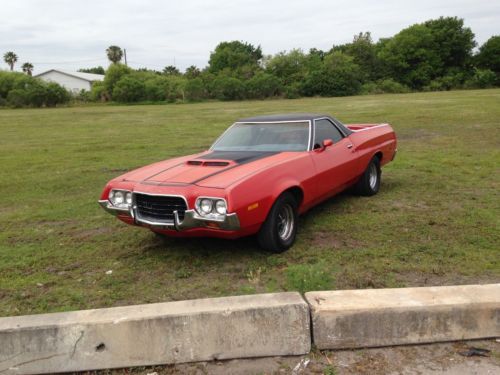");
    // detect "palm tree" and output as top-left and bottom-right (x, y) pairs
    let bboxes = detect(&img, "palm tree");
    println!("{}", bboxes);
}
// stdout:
(106, 46), (123, 64)
(22, 62), (34, 76)
(4, 51), (18, 71)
